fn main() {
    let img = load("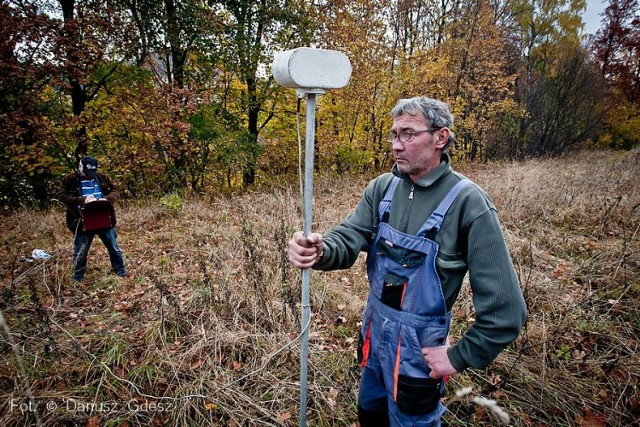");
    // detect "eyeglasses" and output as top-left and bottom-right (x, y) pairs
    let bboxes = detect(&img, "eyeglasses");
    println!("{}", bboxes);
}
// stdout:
(387, 128), (439, 143)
